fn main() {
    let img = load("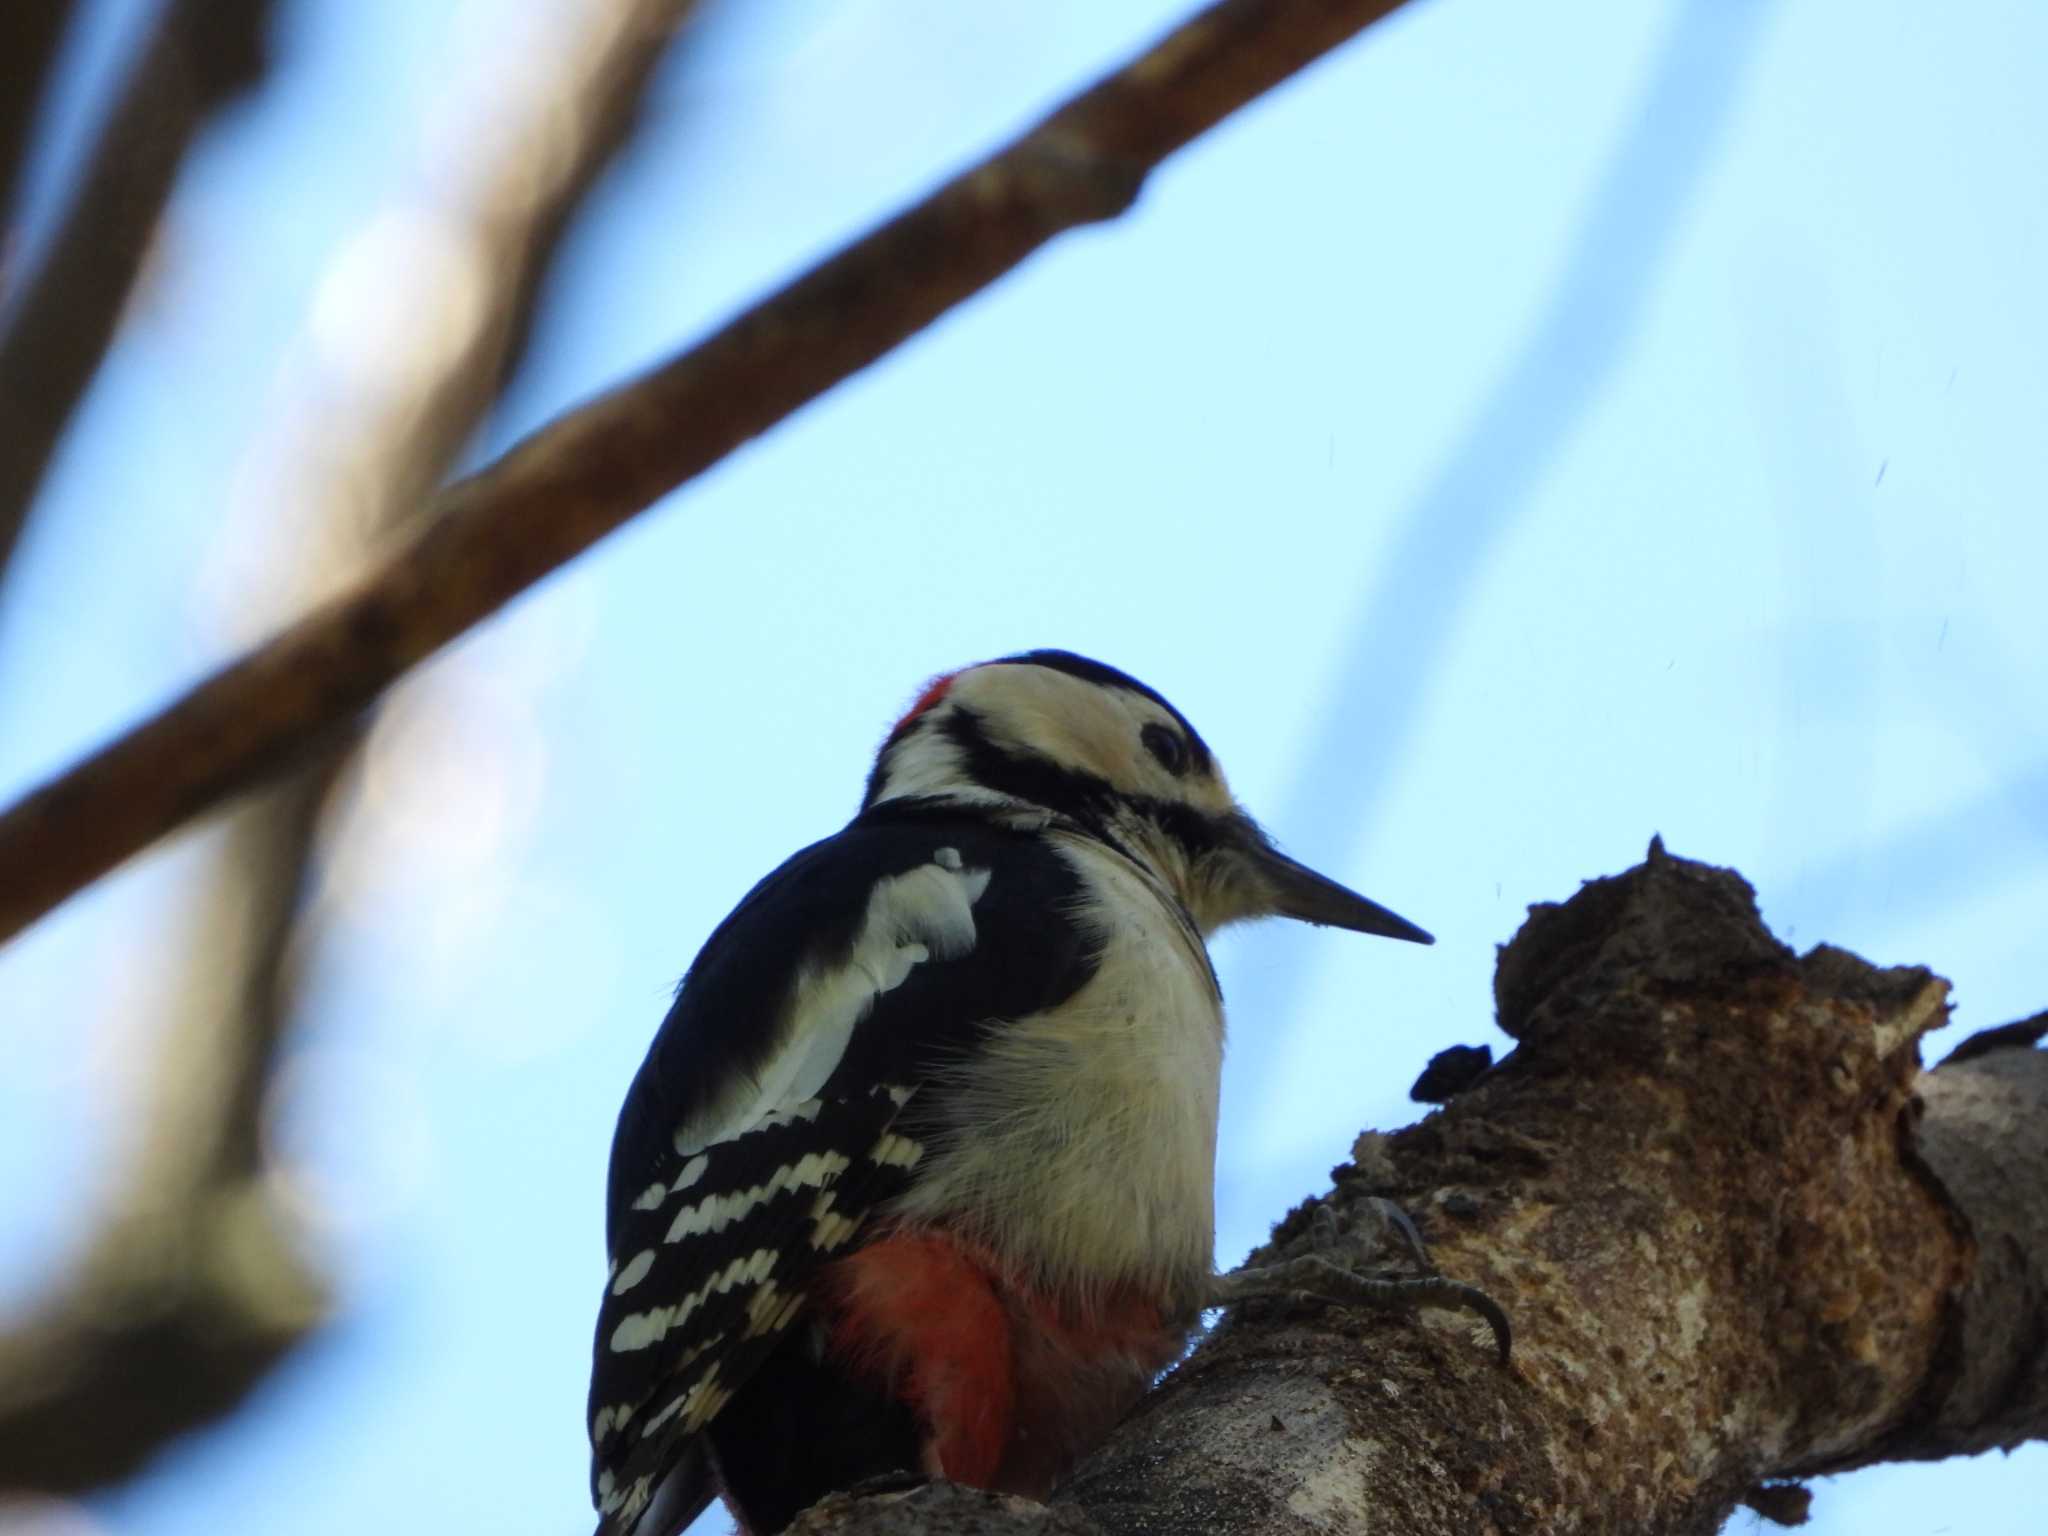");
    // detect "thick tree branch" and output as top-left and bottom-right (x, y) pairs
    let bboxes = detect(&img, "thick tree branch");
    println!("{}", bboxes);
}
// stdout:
(785, 846), (2044, 1534)
(1857, 1014), (2048, 1467)
(0, 0), (1419, 946)
(0, 0), (279, 588)
(0, 0), (696, 1495)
